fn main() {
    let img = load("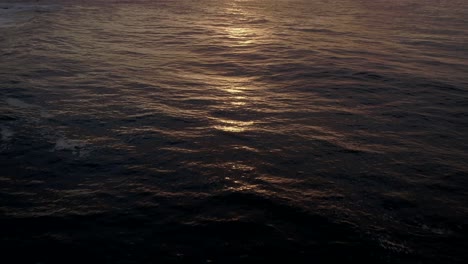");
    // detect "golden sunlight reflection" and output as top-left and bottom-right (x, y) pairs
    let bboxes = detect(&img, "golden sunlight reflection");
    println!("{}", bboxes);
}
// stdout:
(213, 118), (255, 133)
(212, 81), (256, 133)
(221, 161), (258, 191)
(207, 3), (264, 133)
(225, 27), (257, 45)
(227, 182), (257, 191)
(230, 101), (246, 106)
(225, 89), (248, 105)
(222, 2), (261, 46)
(225, 86), (246, 94)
